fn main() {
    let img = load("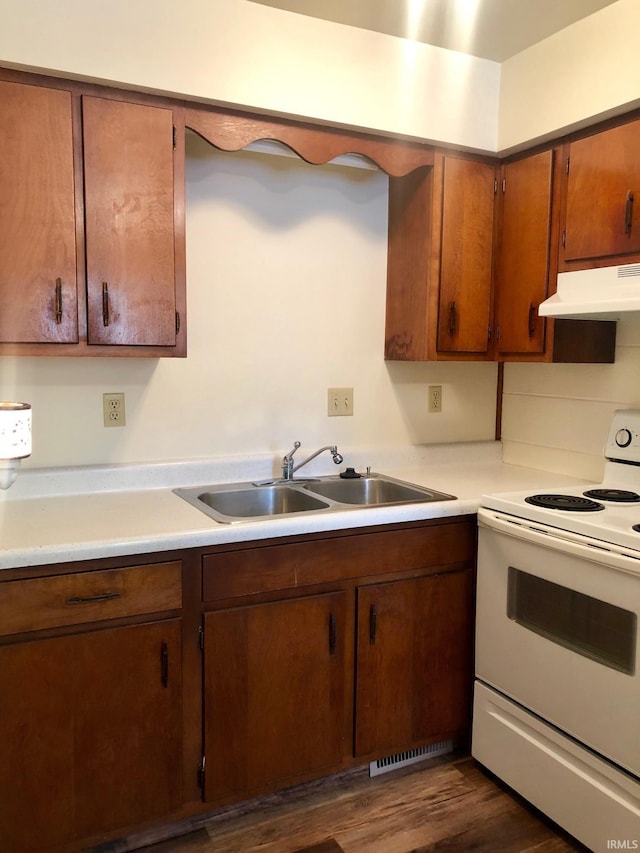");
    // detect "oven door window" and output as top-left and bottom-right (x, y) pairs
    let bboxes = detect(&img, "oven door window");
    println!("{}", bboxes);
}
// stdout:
(507, 567), (637, 675)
